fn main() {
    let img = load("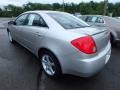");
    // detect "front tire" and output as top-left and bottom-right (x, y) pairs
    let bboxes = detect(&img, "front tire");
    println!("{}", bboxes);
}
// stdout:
(39, 50), (61, 78)
(8, 31), (14, 43)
